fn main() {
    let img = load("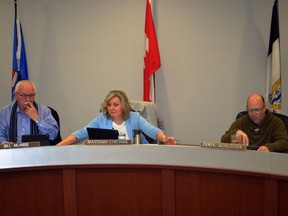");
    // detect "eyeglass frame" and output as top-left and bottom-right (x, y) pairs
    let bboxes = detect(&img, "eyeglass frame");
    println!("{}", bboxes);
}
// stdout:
(246, 106), (265, 114)
(16, 92), (36, 99)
